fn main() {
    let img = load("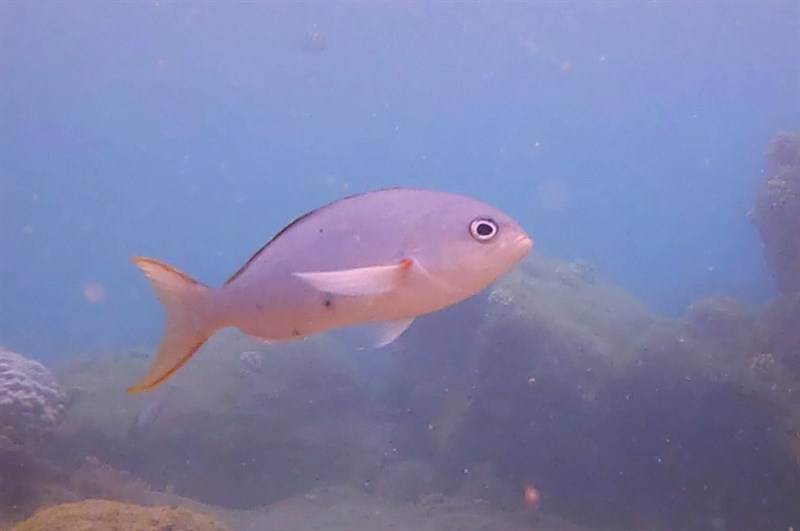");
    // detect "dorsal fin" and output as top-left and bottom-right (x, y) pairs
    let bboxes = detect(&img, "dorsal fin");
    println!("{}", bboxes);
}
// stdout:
(224, 188), (404, 285)
(224, 209), (316, 284)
